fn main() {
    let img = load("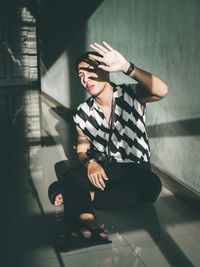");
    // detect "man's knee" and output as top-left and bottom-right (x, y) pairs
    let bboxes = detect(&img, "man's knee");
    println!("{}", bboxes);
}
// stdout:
(63, 165), (84, 182)
(147, 173), (162, 202)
